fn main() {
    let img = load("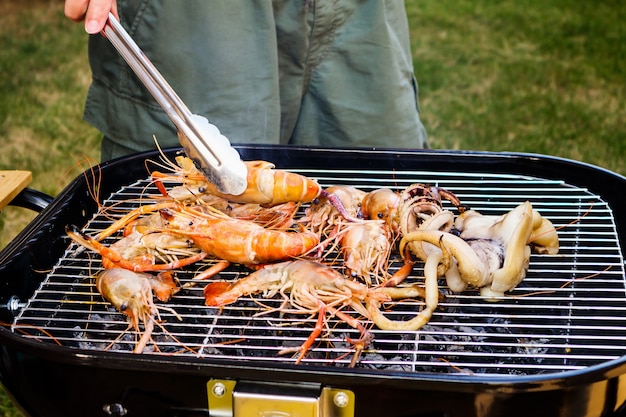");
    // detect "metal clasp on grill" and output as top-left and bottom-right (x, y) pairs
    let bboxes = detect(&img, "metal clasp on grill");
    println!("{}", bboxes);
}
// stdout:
(207, 379), (354, 417)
